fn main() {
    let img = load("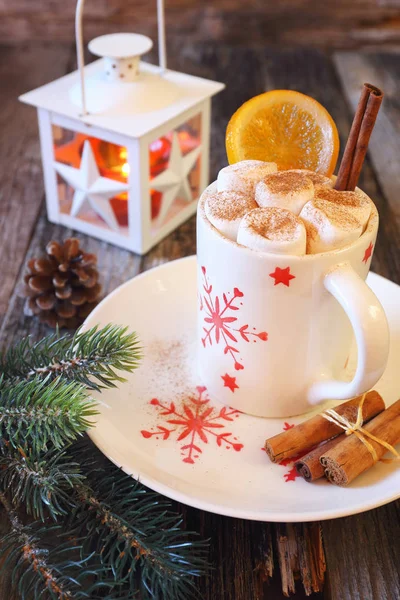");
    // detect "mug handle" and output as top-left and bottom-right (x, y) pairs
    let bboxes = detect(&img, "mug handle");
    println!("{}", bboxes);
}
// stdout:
(308, 262), (390, 405)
